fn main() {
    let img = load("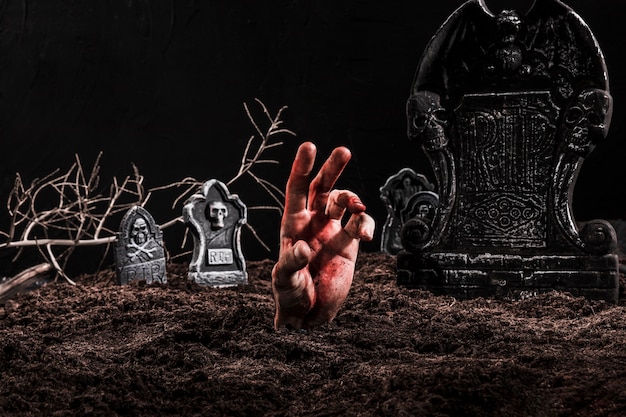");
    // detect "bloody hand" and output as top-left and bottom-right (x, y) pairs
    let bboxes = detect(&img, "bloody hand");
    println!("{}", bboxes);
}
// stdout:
(271, 142), (375, 330)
